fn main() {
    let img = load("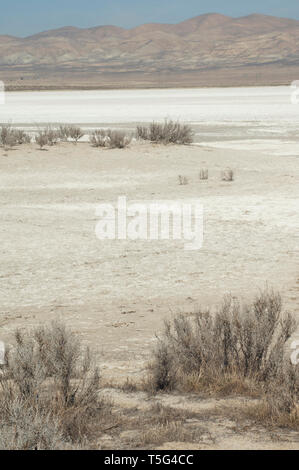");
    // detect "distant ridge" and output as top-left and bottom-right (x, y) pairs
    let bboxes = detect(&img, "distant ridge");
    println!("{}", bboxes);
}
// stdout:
(1, 13), (299, 89)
